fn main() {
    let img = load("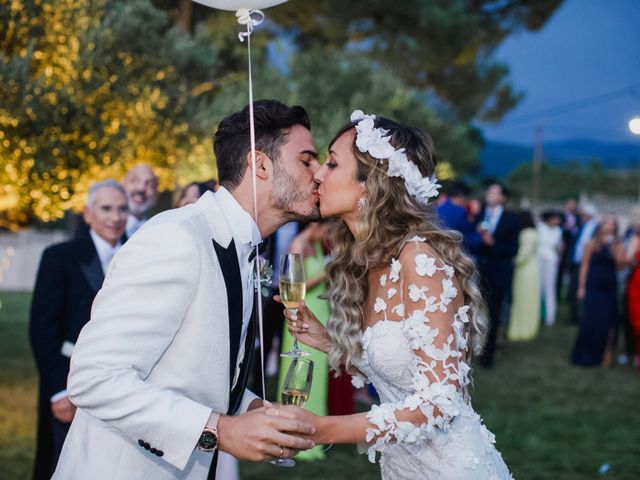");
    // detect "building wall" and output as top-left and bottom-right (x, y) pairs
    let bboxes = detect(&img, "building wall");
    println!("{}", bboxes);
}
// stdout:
(0, 230), (69, 292)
